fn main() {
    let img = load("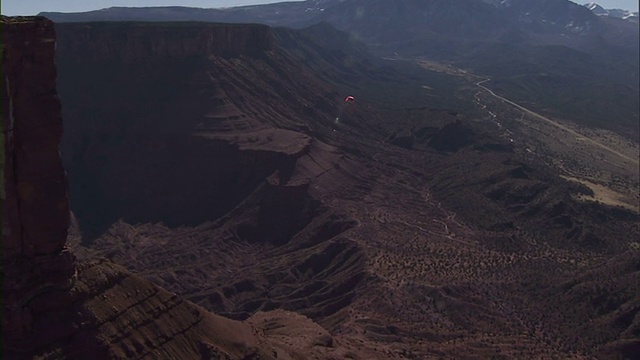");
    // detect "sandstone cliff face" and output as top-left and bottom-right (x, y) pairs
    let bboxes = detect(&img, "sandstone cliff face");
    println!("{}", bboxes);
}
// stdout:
(1, 16), (76, 351)
(1, 17), (364, 359)
(56, 22), (273, 62)
(55, 21), (346, 239)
